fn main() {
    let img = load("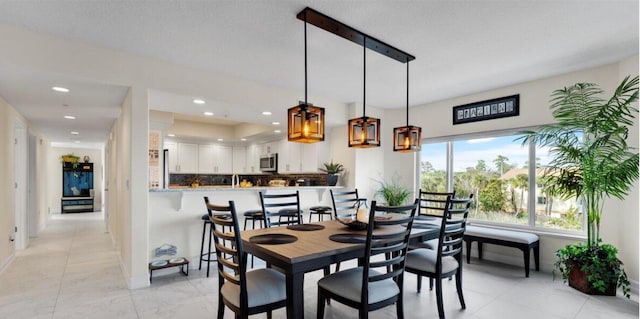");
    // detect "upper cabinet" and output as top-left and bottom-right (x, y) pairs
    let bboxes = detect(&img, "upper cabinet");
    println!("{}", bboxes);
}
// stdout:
(198, 144), (232, 174)
(232, 146), (247, 173)
(164, 138), (322, 175)
(246, 144), (261, 173)
(165, 141), (198, 173)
